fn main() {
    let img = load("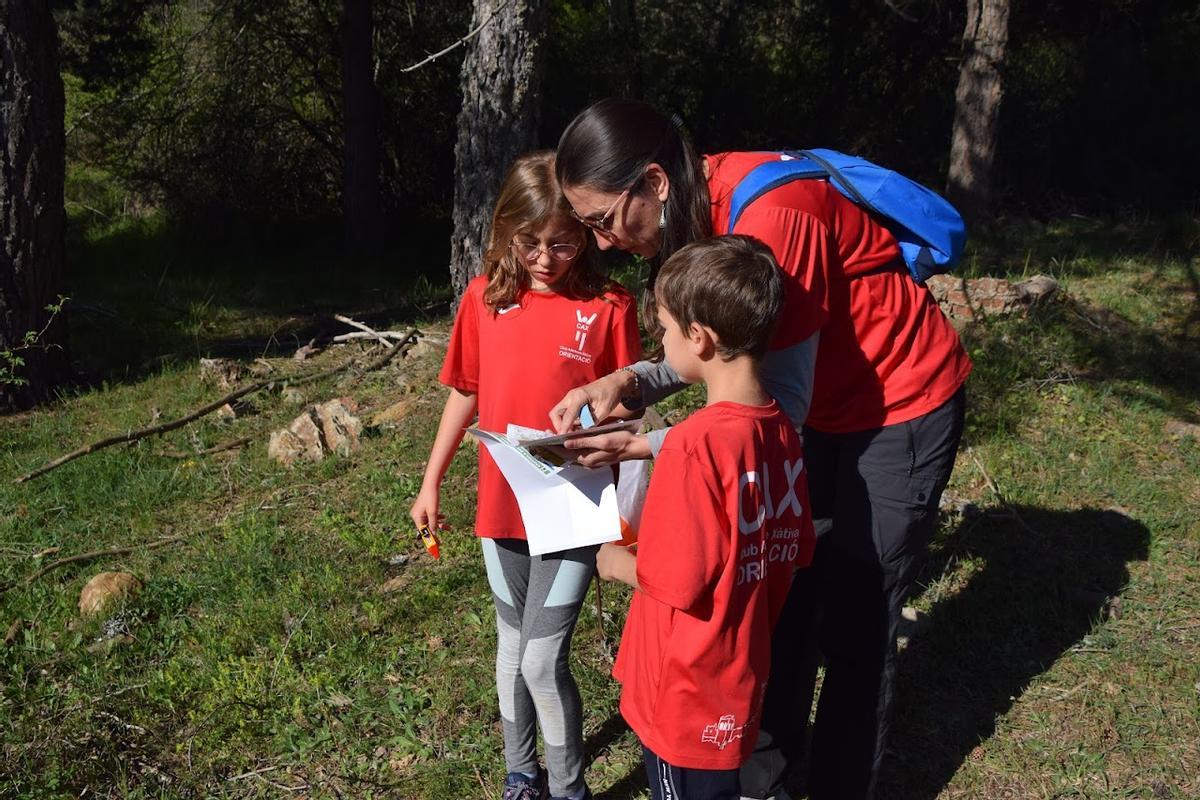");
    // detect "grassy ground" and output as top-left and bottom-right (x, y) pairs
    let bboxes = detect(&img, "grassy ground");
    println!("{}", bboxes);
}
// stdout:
(1, 215), (1198, 799)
